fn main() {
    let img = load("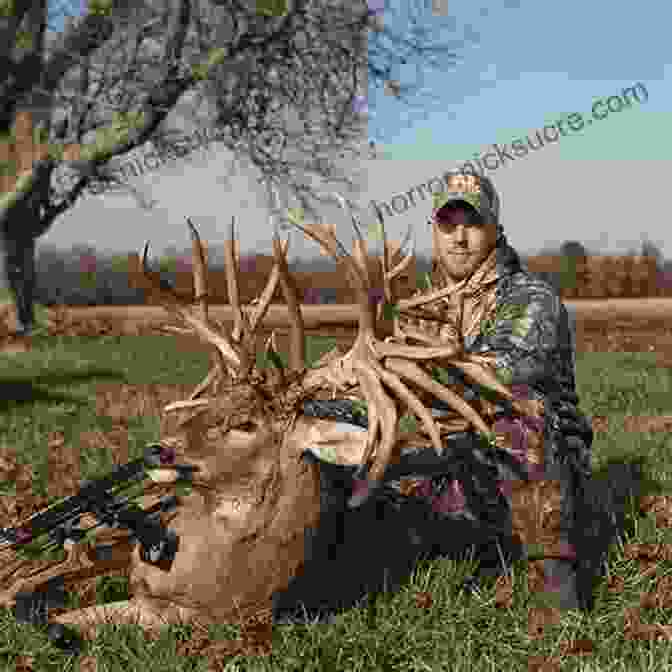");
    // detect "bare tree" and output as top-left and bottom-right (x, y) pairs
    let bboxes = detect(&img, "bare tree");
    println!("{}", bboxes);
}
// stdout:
(366, 0), (474, 142)
(0, 0), (471, 335)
